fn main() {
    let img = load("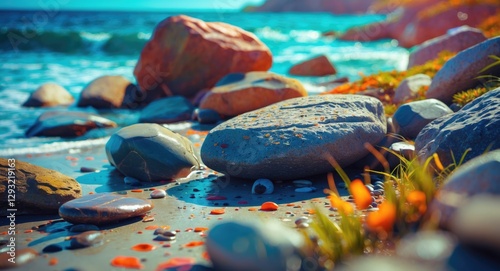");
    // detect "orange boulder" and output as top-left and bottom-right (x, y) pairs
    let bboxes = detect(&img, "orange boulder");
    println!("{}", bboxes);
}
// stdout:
(289, 55), (337, 77)
(23, 83), (74, 107)
(199, 72), (307, 117)
(134, 15), (272, 101)
(77, 75), (141, 109)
